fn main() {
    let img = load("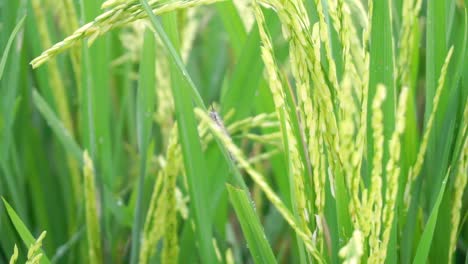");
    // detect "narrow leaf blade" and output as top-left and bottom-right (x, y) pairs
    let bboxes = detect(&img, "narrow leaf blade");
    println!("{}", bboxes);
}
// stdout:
(227, 185), (277, 264)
